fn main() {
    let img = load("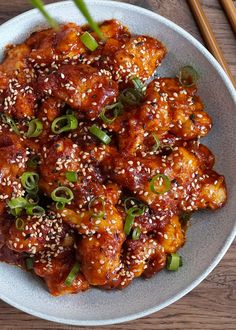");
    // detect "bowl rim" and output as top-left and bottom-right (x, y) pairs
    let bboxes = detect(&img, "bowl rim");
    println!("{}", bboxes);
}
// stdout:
(0, 0), (235, 326)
